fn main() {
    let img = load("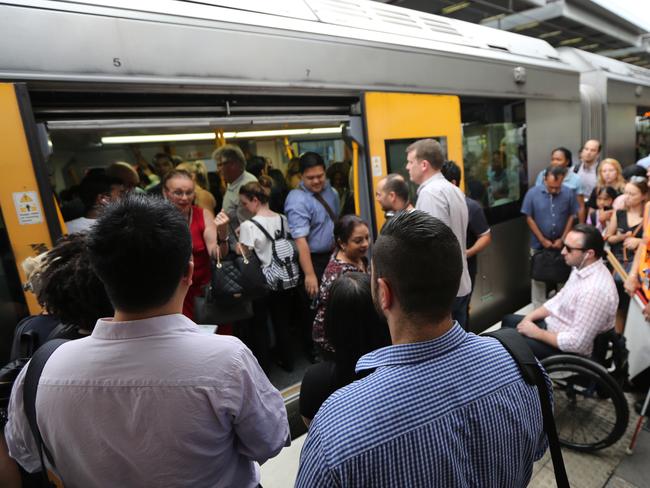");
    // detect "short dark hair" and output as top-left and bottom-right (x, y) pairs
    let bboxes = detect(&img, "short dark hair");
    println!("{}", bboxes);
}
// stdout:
(441, 160), (462, 186)
(78, 174), (122, 212)
(545, 165), (568, 180)
(572, 223), (605, 258)
(373, 211), (461, 324)
(324, 273), (391, 380)
(383, 174), (410, 203)
(622, 164), (647, 181)
(246, 156), (268, 179)
(86, 195), (192, 313)
(406, 139), (445, 170)
(334, 215), (368, 249)
(38, 233), (113, 331)
(552, 147), (573, 167)
(299, 152), (326, 173)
